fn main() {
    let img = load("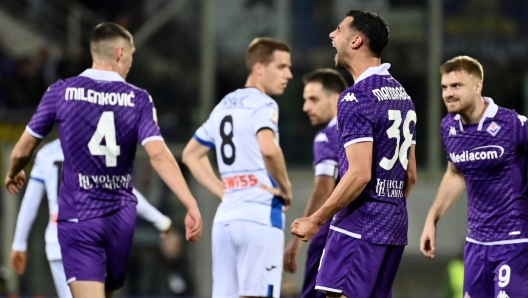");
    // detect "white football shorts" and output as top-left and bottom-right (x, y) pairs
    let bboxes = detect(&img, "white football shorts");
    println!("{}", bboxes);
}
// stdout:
(212, 221), (284, 298)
